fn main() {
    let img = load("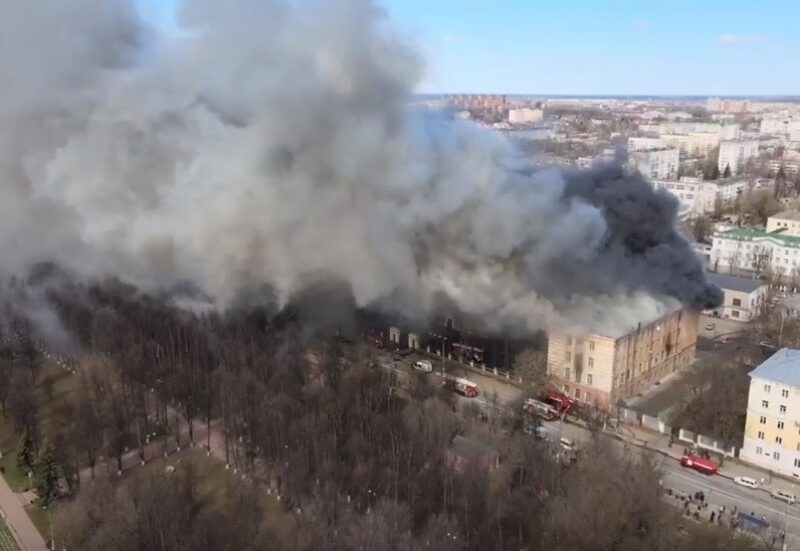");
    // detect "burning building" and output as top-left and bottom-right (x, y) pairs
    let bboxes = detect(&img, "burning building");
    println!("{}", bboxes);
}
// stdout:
(546, 307), (699, 407)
